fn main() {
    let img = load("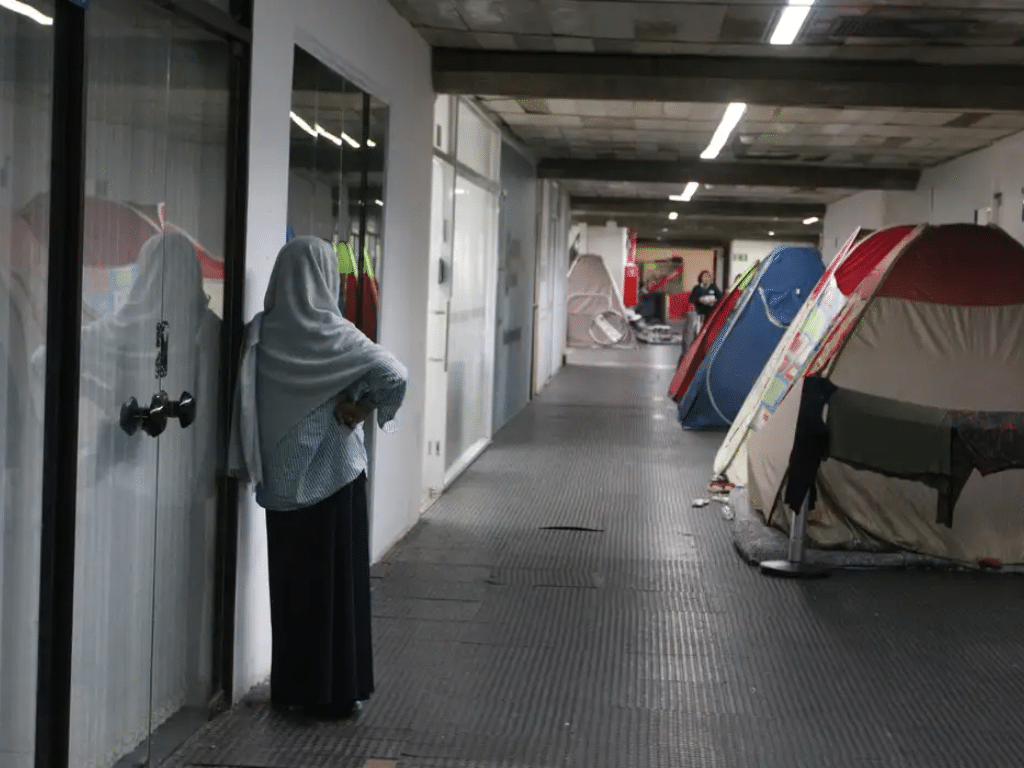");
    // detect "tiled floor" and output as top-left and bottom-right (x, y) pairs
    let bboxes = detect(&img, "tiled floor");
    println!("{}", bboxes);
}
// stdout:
(168, 346), (1024, 768)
